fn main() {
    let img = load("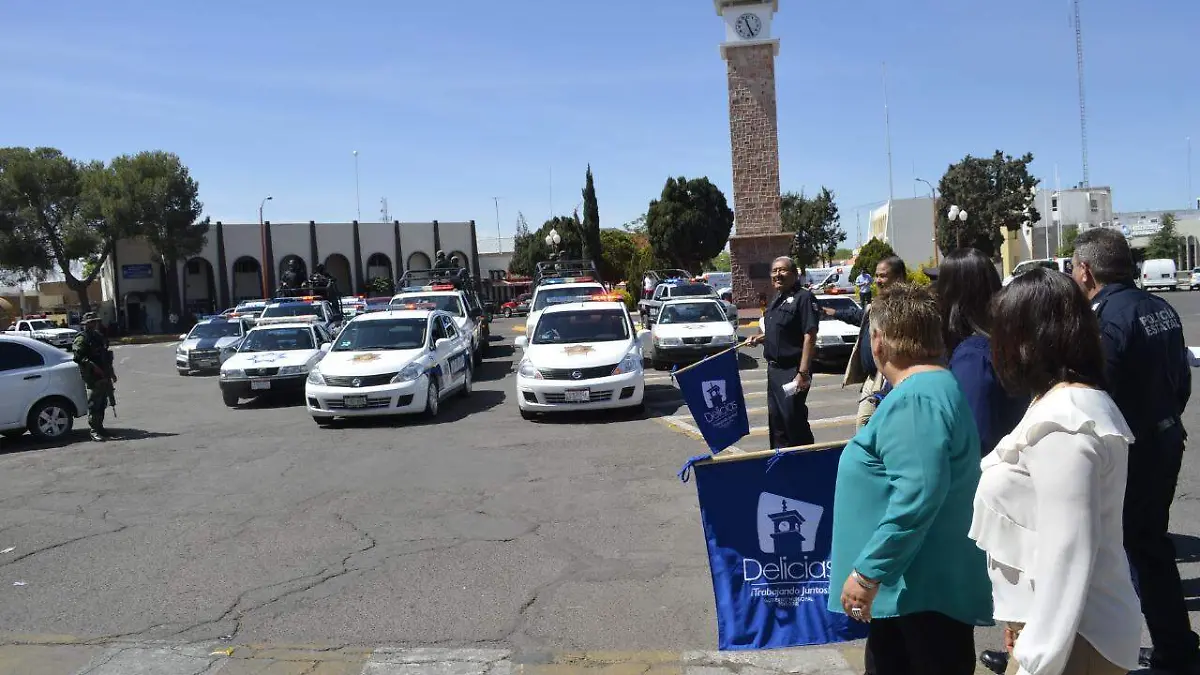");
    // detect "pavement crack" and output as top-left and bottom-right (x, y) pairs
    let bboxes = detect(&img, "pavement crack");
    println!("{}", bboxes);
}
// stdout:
(0, 524), (129, 569)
